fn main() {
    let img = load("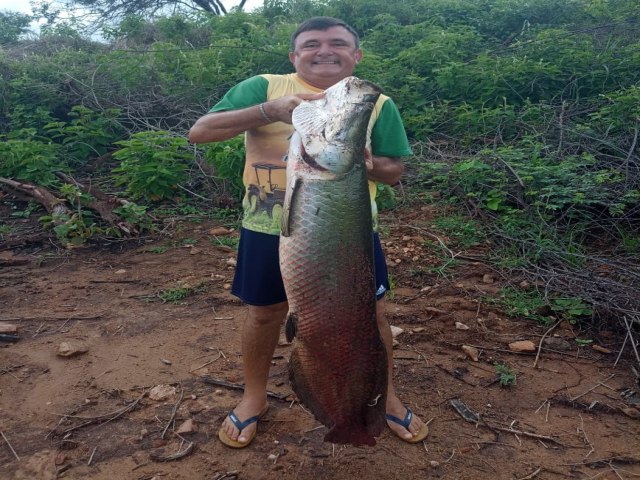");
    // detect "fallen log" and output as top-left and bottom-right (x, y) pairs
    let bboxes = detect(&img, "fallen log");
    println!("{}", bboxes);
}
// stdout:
(55, 172), (138, 235)
(0, 177), (72, 220)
